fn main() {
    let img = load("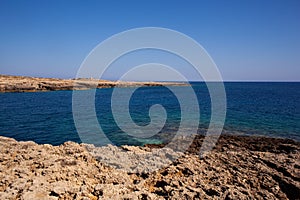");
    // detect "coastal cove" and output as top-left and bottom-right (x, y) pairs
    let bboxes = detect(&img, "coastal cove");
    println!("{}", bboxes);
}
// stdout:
(0, 81), (299, 145)
(1, 1), (300, 199)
